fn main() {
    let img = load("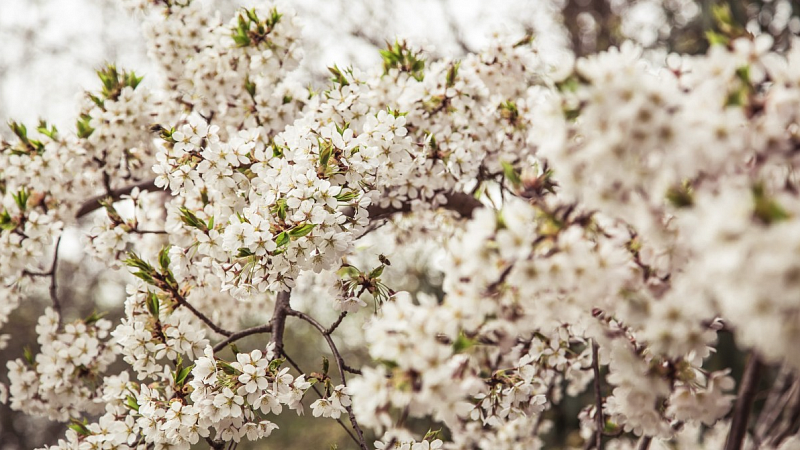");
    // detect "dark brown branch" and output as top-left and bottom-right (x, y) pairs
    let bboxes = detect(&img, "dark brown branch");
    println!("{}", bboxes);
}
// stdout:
(270, 290), (292, 355)
(75, 179), (159, 219)
(287, 309), (368, 450)
(342, 363), (362, 375)
(212, 324), (273, 353)
(132, 229), (168, 235)
(592, 340), (604, 450)
(725, 353), (764, 450)
(636, 436), (652, 450)
(158, 280), (233, 337)
(49, 236), (62, 325)
(77, 178), (482, 223)
(342, 190), (482, 221)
